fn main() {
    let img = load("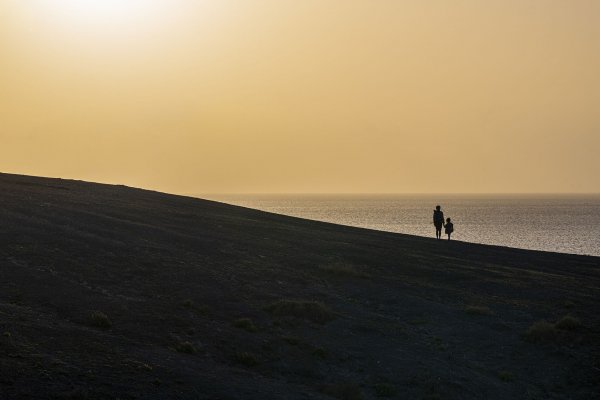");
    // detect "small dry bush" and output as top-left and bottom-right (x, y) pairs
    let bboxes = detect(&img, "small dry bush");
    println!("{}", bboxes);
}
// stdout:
(265, 300), (335, 324)
(498, 371), (514, 382)
(375, 383), (397, 397)
(282, 336), (300, 345)
(312, 347), (328, 359)
(89, 312), (111, 329)
(465, 306), (493, 316)
(56, 387), (89, 400)
(563, 300), (575, 309)
(175, 341), (197, 354)
(233, 318), (258, 332)
(555, 315), (581, 331)
(320, 383), (364, 400)
(182, 299), (209, 316)
(524, 320), (557, 342)
(234, 352), (258, 367)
